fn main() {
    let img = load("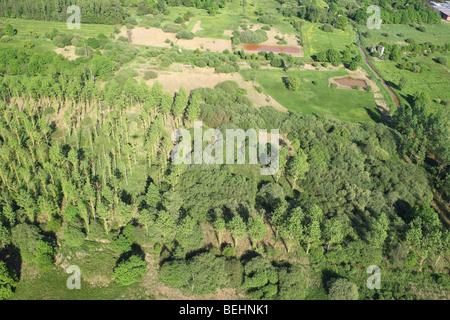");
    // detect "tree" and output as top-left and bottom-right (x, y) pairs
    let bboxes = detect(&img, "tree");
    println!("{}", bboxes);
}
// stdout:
(242, 256), (278, 299)
(35, 240), (55, 272)
(172, 87), (188, 125)
(398, 77), (408, 90)
(327, 278), (359, 300)
(63, 224), (86, 248)
(336, 15), (348, 30)
(284, 75), (301, 91)
(4, 24), (17, 36)
(188, 251), (227, 294)
(406, 205), (443, 267)
(241, 0), (247, 17)
(228, 215), (247, 247)
(176, 215), (204, 251)
(11, 223), (42, 264)
(247, 215), (267, 247)
(278, 264), (308, 300)
(185, 90), (201, 124)
(323, 217), (344, 250)
(113, 255), (147, 286)
(0, 261), (17, 300)
(288, 150), (309, 190)
(159, 259), (190, 288)
(0, 221), (11, 248)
